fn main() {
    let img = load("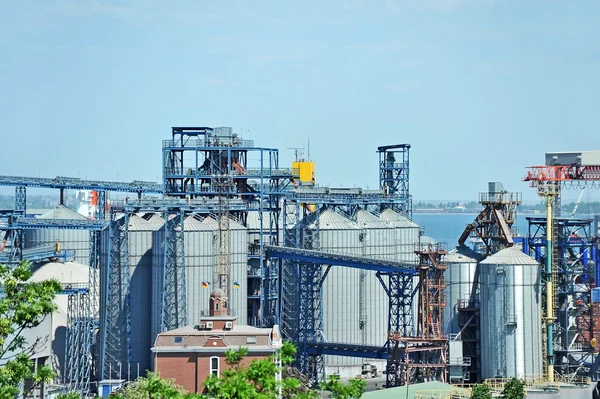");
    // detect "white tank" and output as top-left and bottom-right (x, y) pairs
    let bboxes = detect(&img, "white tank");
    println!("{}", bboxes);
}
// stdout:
(442, 246), (480, 335)
(30, 262), (89, 383)
(25, 205), (90, 265)
(479, 247), (542, 379)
